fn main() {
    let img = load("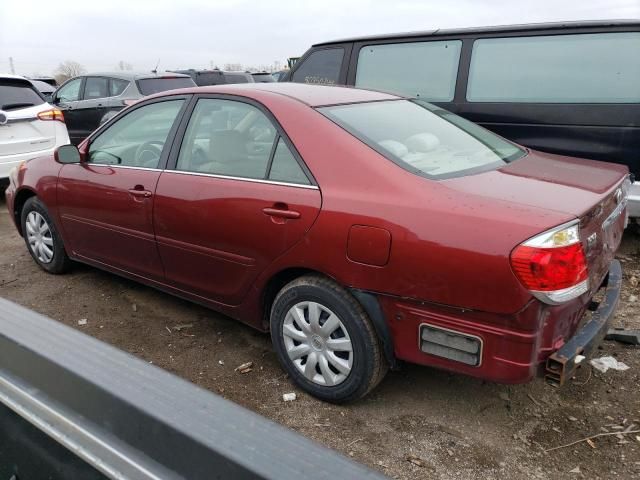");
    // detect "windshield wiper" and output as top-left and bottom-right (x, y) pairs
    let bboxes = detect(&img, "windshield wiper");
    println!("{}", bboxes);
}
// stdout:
(2, 102), (35, 110)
